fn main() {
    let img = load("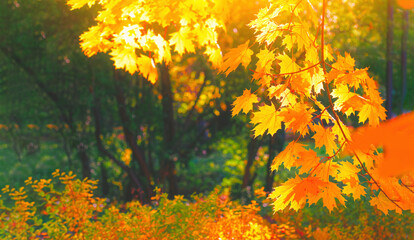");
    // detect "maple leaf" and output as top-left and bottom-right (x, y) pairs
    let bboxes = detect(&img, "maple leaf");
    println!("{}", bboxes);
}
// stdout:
(398, 0), (414, 9)
(253, 48), (275, 84)
(79, 25), (112, 57)
(282, 22), (313, 51)
(256, 48), (275, 69)
(67, 0), (96, 9)
(137, 55), (158, 84)
(289, 74), (311, 95)
(251, 103), (283, 137)
(204, 46), (223, 69)
(295, 149), (320, 175)
(320, 182), (346, 213)
(342, 183), (366, 200)
(220, 41), (254, 76)
(305, 45), (319, 64)
(289, 177), (325, 204)
(348, 111), (414, 177)
(331, 84), (359, 116)
(332, 52), (355, 72)
(273, 87), (298, 107)
(169, 27), (195, 55)
(309, 67), (325, 95)
(335, 68), (368, 90)
(232, 89), (259, 116)
(358, 102), (387, 126)
(280, 103), (314, 136)
(311, 162), (340, 182)
(312, 125), (337, 156)
(370, 192), (401, 215)
(269, 176), (303, 212)
(271, 142), (307, 171)
(336, 161), (359, 183)
(109, 46), (138, 74)
(276, 55), (299, 74)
